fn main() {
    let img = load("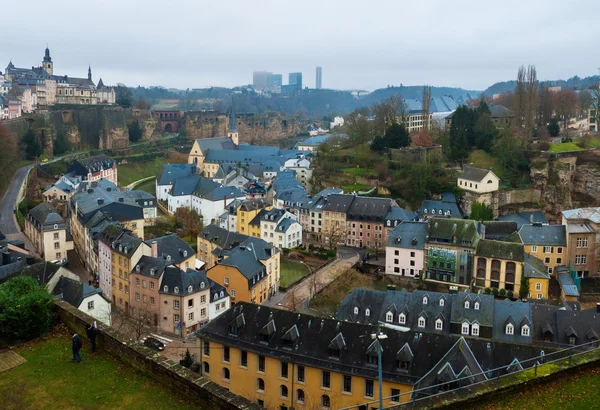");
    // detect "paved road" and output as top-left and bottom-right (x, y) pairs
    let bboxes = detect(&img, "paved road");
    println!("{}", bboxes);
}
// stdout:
(265, 247), (359, 311)
(0, 164), (34, 235)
